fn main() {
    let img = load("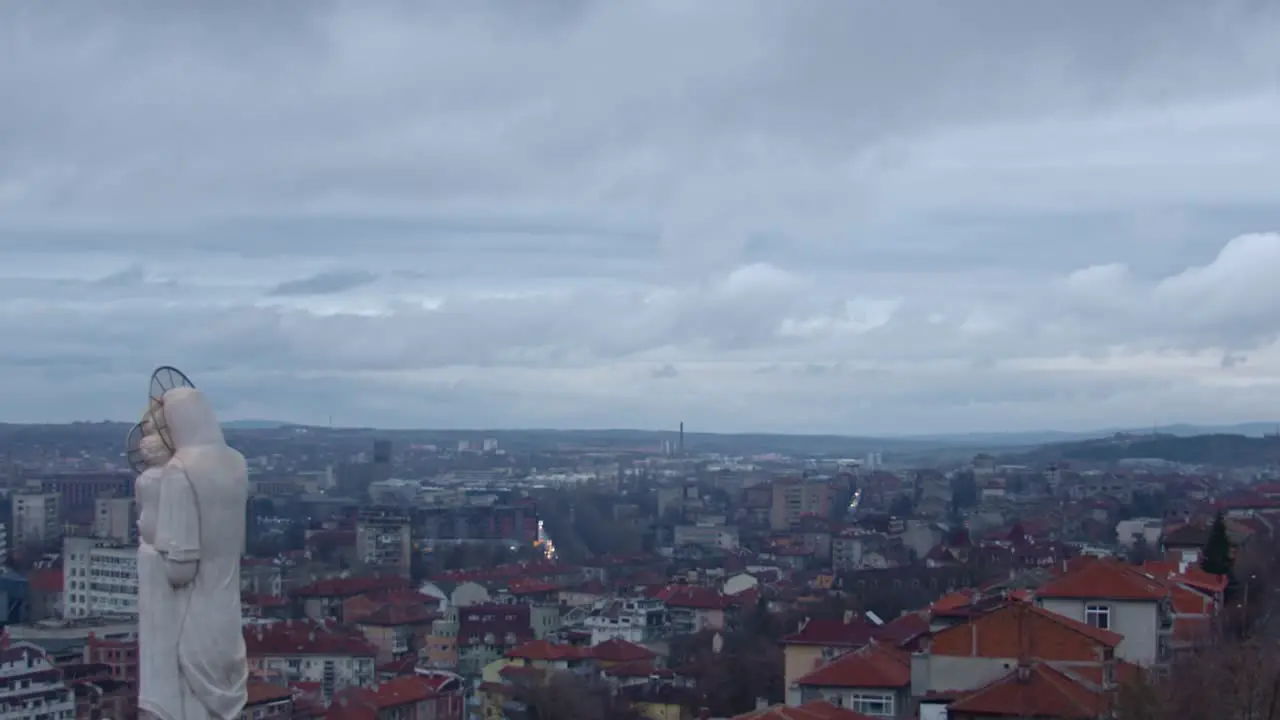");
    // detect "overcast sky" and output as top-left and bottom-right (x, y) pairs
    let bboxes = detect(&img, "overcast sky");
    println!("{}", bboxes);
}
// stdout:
(4, 1), (1280, 435)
